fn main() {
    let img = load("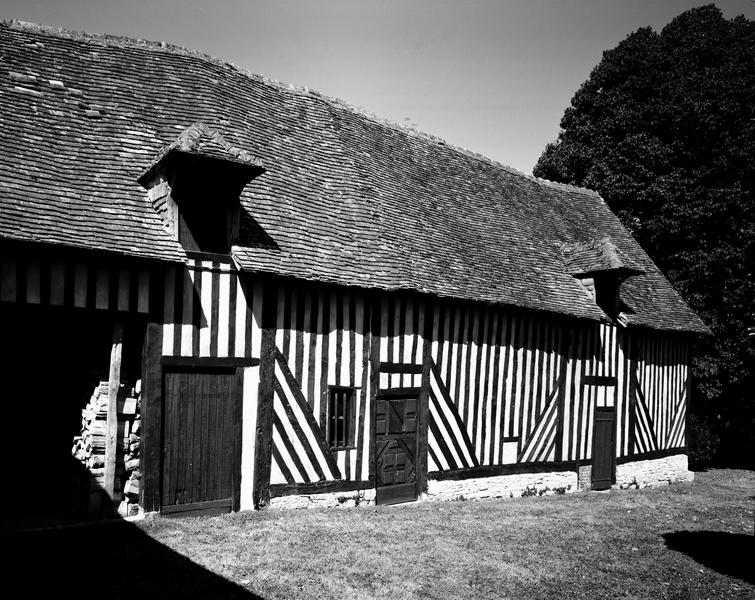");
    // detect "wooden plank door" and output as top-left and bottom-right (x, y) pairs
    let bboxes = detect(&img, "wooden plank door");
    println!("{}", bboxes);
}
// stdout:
(591, 407), (616, 491)
(375, 394), (418, 505)
(161, 367), (242, 517)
